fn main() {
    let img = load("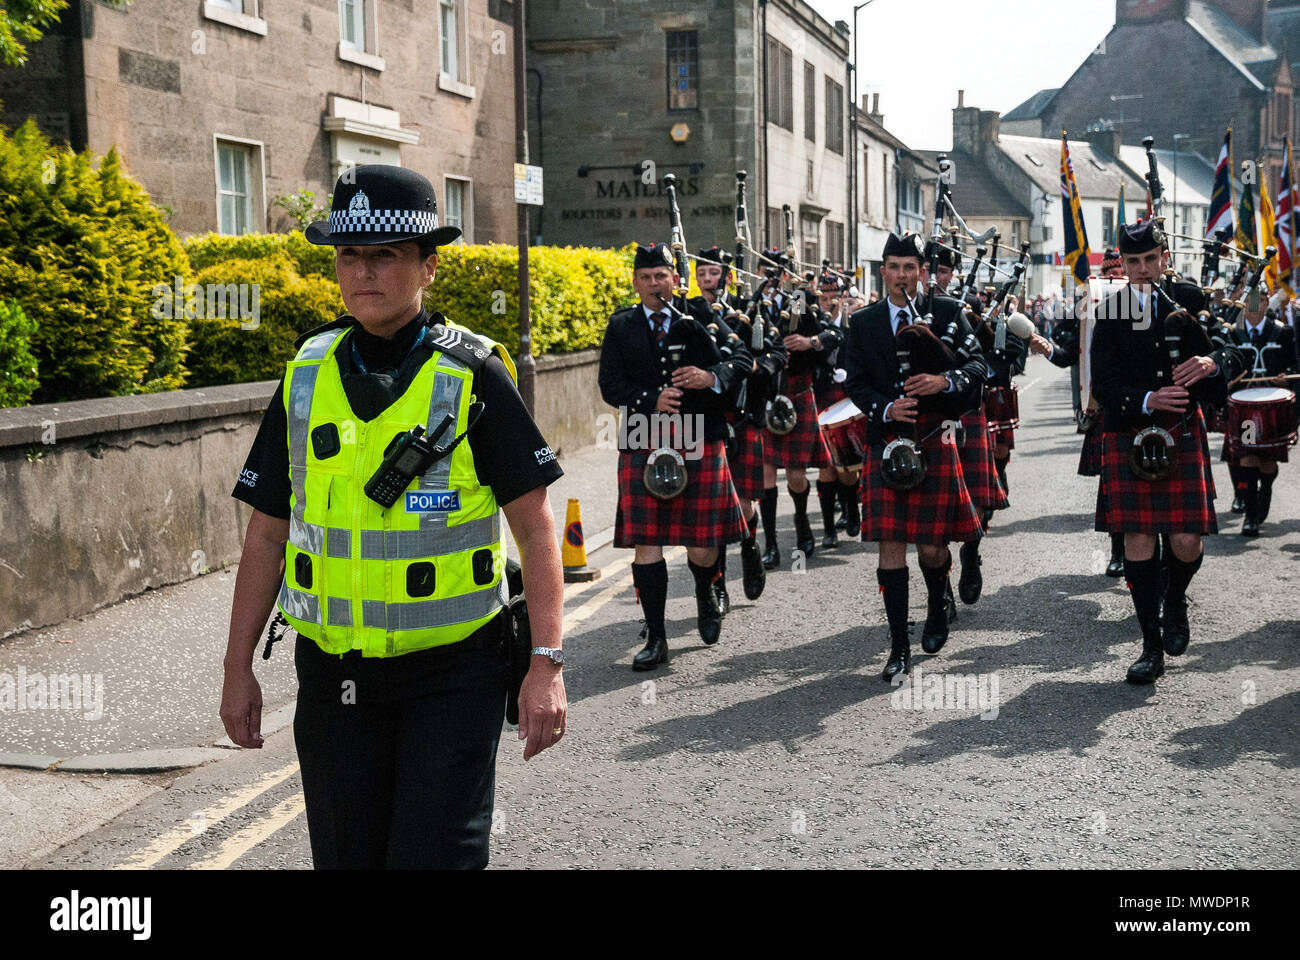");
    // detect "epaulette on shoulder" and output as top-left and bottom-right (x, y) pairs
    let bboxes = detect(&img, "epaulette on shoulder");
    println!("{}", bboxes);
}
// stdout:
(293, 316), (354, 351)
(426, 321), (495, 372)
